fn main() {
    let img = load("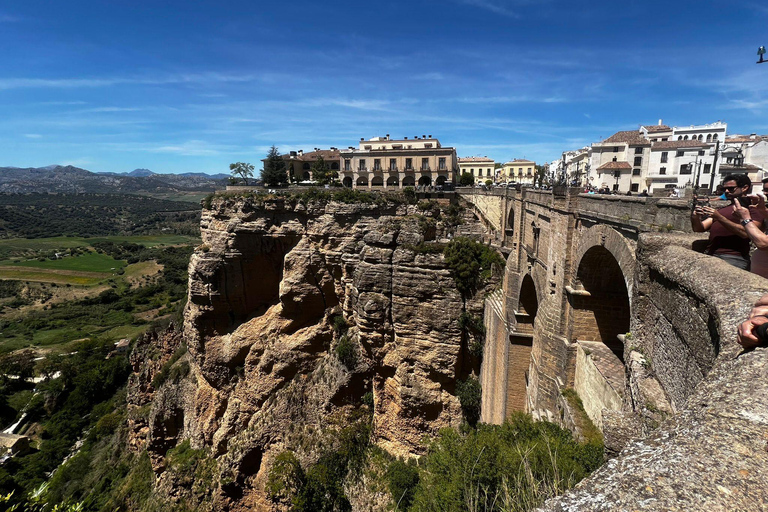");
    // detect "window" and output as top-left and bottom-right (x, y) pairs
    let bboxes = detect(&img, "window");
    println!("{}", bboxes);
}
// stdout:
(662, 138), (668, 141)
(632, 169), (641, 176)
(359, 159), (366, 170)
(344, 160), (351, 171)
(707, 134), (712, 142)
(302, 162), (310, 170)
(635, 147), (643, 154)
(680, 164), (691, 174)
(406, 158), (413, 170)
(661, 152), (668, 163)
(704, 164), (711, 173)
(684, 135), (689, 140)
(439, 157), (446, 170)
(390, 158), (397, 171)
(660, 167), (667, 175)
(422, 158), (429, 171)
(698, 150), (705, 156)
(713, 134), (718, 141)
(613, 146), (620, 152)
(374, 159), (381, 171)
(634, 156), (642, 166)
(676, 150), (684, 157)
(631, 183), (639, 192)
(678, 136), (683, 140)
(698, 135), (703, 141)
(487, 169), (491, 176)
(470, 168), (474, 175)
